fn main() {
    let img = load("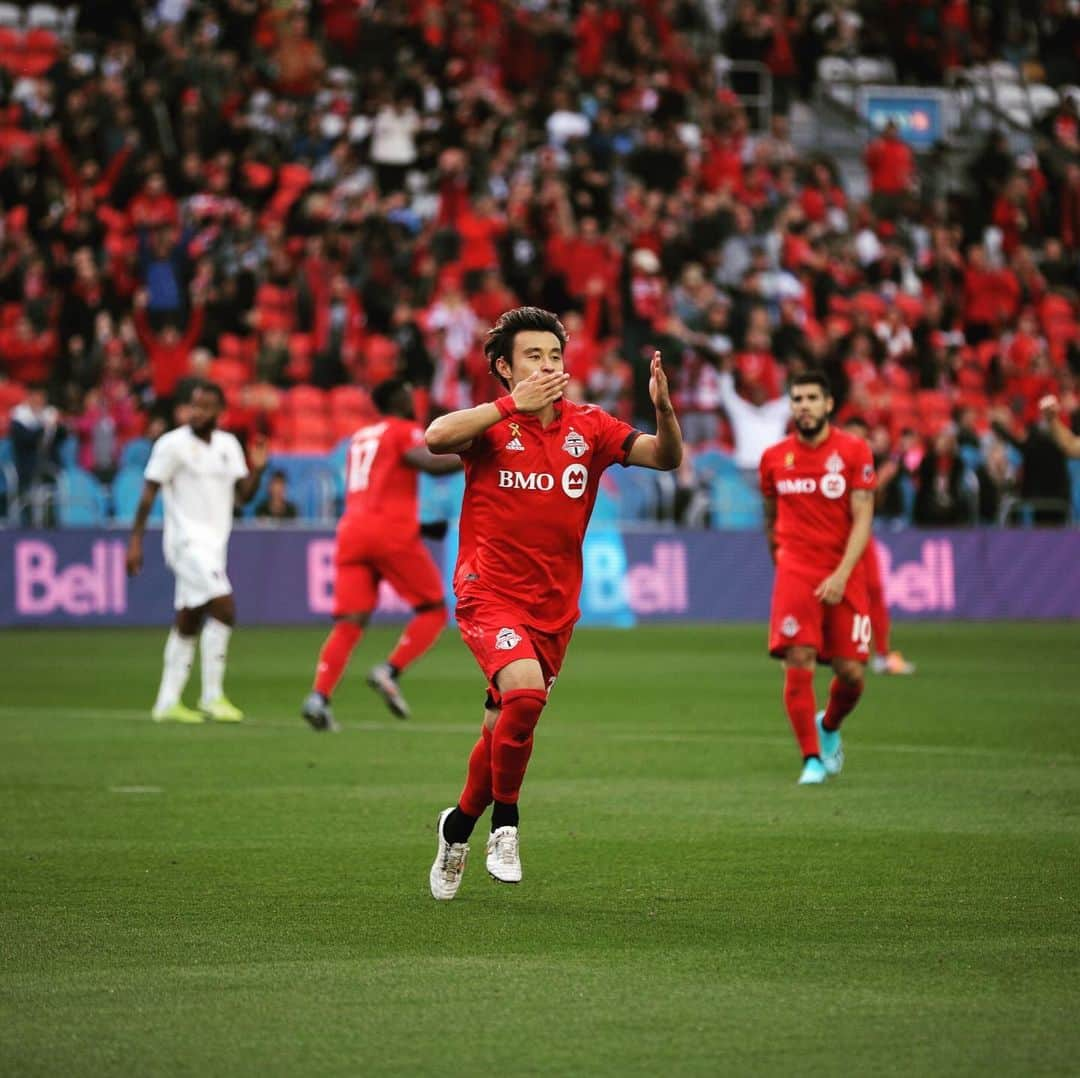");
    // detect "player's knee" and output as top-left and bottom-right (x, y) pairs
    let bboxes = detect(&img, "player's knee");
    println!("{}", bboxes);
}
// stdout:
(784, 646), (816, 670)
(835, 660), (864, 687)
